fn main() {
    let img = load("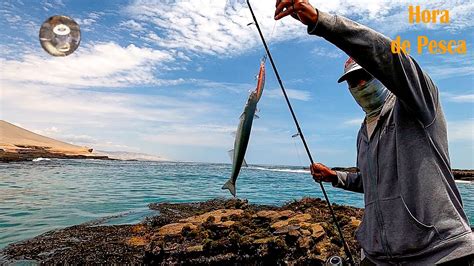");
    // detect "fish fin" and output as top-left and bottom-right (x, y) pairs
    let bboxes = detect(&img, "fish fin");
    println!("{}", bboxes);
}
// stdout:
(227, 149), (234, 163)
(254, 114), (260, 119)
(239, 112), (245, 119)
(222, 179), (236, 197)
(242, 158), (248, 167)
